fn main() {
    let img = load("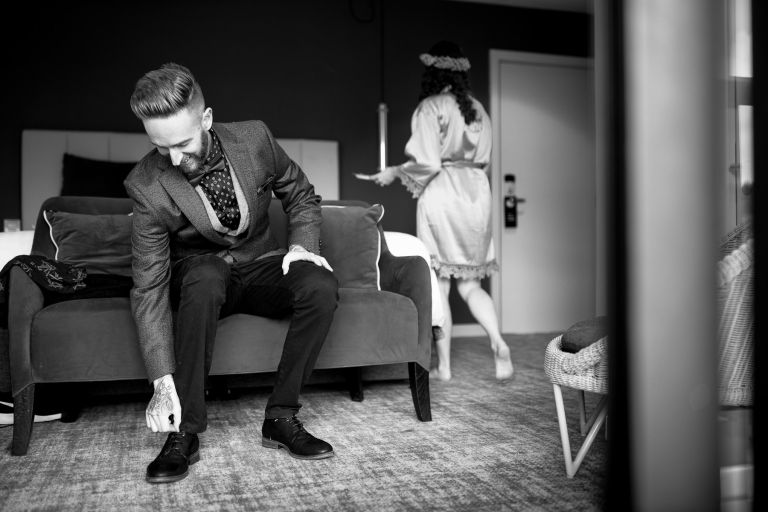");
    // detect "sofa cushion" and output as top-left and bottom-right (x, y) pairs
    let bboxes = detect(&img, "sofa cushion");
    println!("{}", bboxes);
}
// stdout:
(29, 288), (419, 380)
(60, 153), (135, 198)
(31, 298), (145, 381)
(561, 316), (608, 353)
(320, 204), (384, 289)
(212, 288), (418, 373)
(43, 210), (133, 276)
